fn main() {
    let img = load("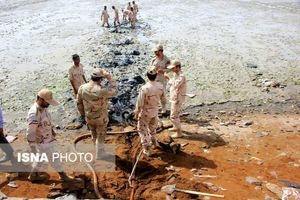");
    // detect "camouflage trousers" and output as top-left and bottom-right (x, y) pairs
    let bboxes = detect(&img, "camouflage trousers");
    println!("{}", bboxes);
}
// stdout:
(170, 101), (182, 129)
(137, 116), (158, 147)
(86, 117), (107, 144)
